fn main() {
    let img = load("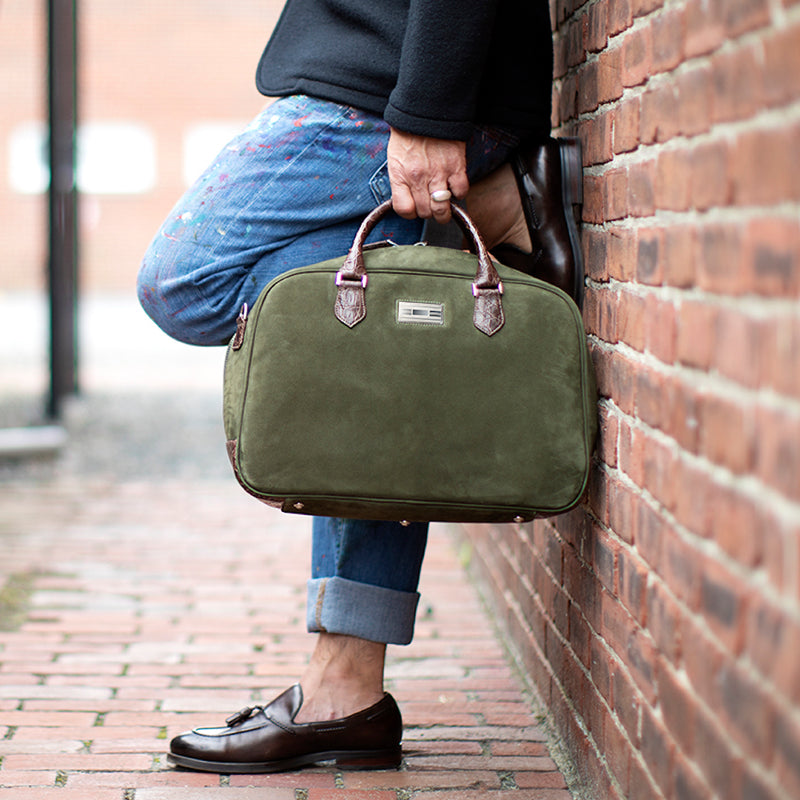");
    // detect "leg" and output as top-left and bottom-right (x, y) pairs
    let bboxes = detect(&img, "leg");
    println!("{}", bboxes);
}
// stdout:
(137, 95), (424, 346)
(167, 516), (428, 770)
(150, 105), (522, 771)
(298, 634), (387, 723)
(297, 517), (428, 721)
(468, 138), (586, 307)
(465, 161), (532, 251)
